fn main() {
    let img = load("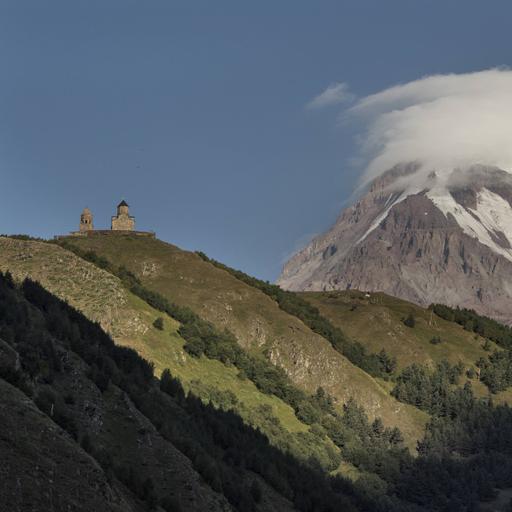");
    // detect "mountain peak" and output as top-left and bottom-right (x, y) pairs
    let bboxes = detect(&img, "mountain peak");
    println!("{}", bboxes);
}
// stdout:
(278, 165), (512, 324)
